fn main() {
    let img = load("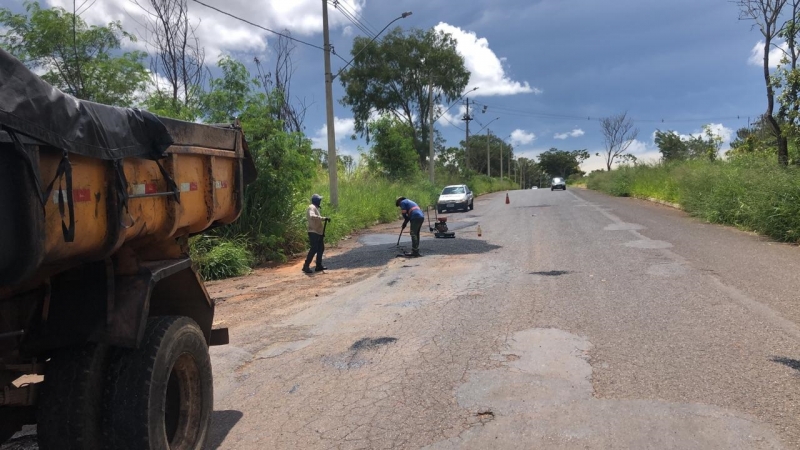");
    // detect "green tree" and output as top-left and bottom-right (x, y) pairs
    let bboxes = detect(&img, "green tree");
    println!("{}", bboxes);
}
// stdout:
(201, 55), (253, 123)
(654, 130), (688, 161)
(461, 133), (515, 176)
(738, 0), (789, 165)
(368, 116), (419, 179)
(339, 27), (470, 167)
(0, 1), (148, 106)
(203, 55), (316, 260)
(537, 148), (589, 179)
